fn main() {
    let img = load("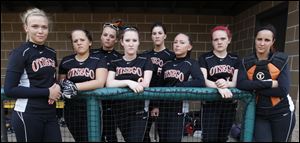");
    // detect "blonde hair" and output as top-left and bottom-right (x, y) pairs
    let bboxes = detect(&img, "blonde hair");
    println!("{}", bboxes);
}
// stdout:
(20, 8), (50, 41)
